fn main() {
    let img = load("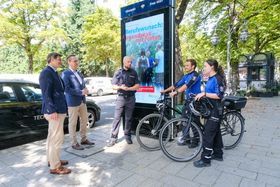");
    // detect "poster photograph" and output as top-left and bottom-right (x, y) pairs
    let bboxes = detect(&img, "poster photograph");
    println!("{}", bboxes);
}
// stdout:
(125, 13), (164, 104)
